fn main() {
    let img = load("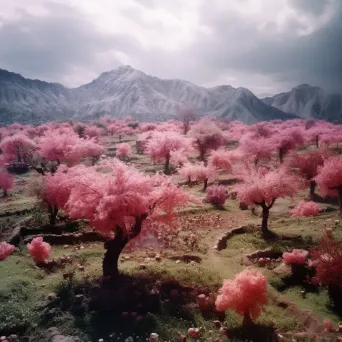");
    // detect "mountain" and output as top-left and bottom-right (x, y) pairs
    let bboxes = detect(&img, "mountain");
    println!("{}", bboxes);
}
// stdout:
(0, 65), (296, 124)
(262, 84), (342, 123)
